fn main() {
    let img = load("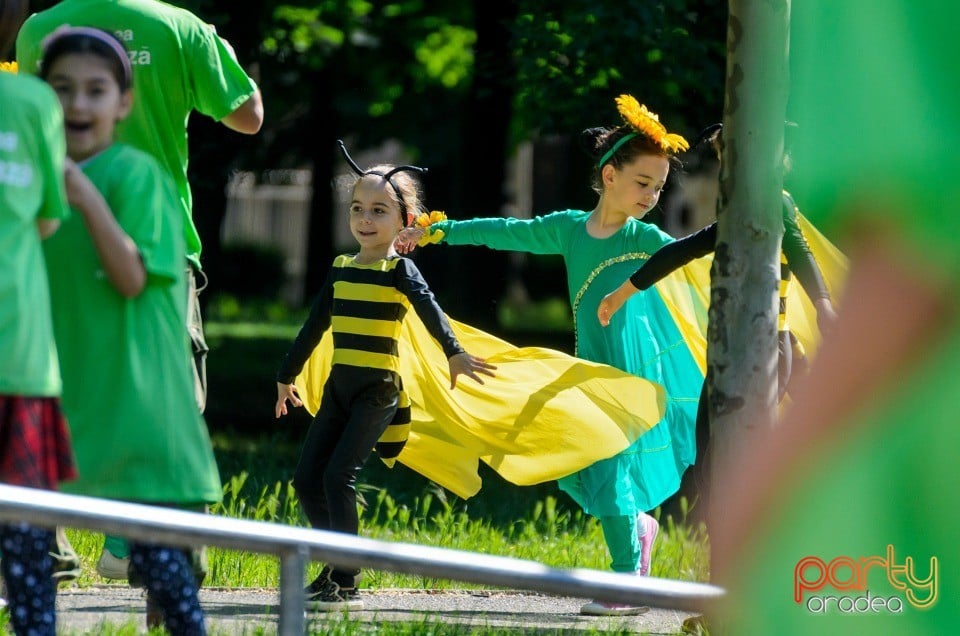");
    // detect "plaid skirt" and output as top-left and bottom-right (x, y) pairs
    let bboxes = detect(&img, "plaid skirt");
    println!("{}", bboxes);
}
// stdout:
(0, 396), (77, 489)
